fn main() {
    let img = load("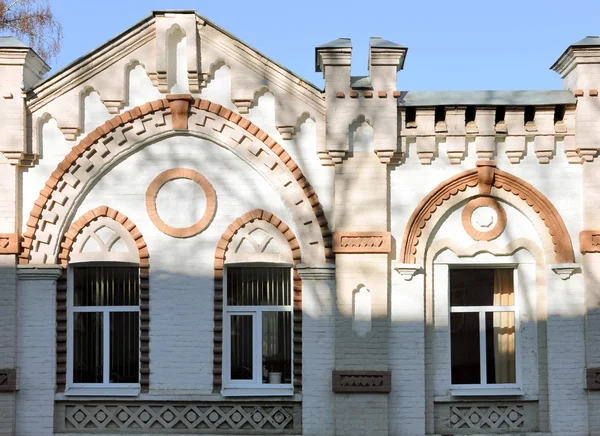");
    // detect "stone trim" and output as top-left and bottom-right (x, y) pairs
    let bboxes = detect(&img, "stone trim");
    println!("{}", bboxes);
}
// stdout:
(213, 209), (302, 393)
(0, 233), (20, 254)
(20, 95), (333, 266)
(331, 370), (391, 393)
(55, 400), (302, 433)
(580, 230), (600, 254)
(461, 196), (507, 241)
(146, 168), (217, 238)
(55, 206), (150, 393)
(400, 161), (575, 264)
(332, 231), (392, 253)
(586, 367), (600, 390)
(0, 368), (17, 392)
